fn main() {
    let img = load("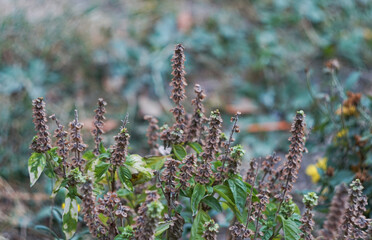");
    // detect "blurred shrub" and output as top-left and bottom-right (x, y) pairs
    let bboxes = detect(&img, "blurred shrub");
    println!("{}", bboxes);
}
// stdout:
(1, 0), (372, 179)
